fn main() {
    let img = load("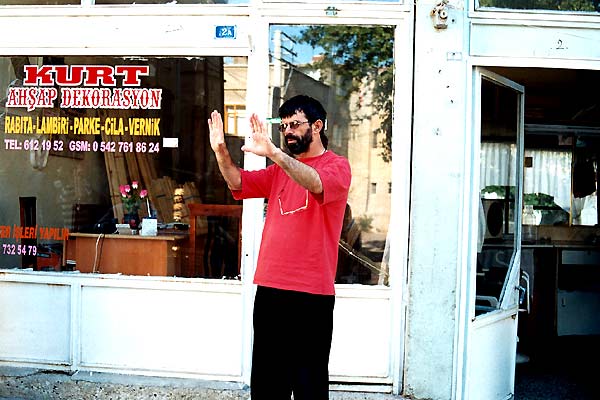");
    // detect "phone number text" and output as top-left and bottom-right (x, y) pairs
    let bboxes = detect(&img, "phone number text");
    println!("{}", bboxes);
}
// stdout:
(2, 243), (37, 256)
(4, 139), (160, 153)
